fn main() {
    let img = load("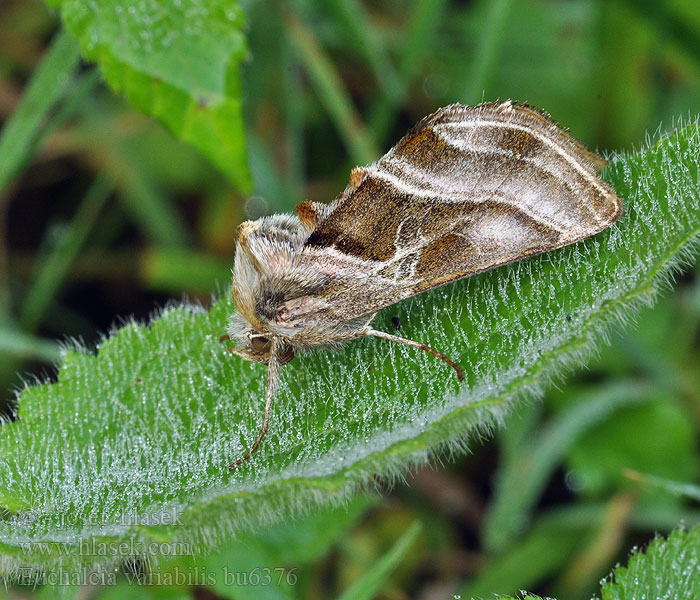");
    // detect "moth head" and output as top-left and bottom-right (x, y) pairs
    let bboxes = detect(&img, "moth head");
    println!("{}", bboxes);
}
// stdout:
(228, 326), (295, 366)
